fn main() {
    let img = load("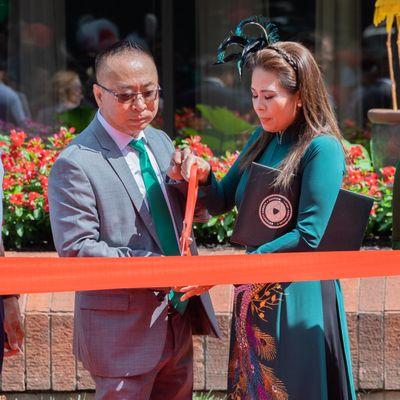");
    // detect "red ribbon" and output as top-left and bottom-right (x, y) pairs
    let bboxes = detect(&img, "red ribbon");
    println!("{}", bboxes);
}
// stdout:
(179, 164), (198, 256)
(1, 166), (399, 295)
